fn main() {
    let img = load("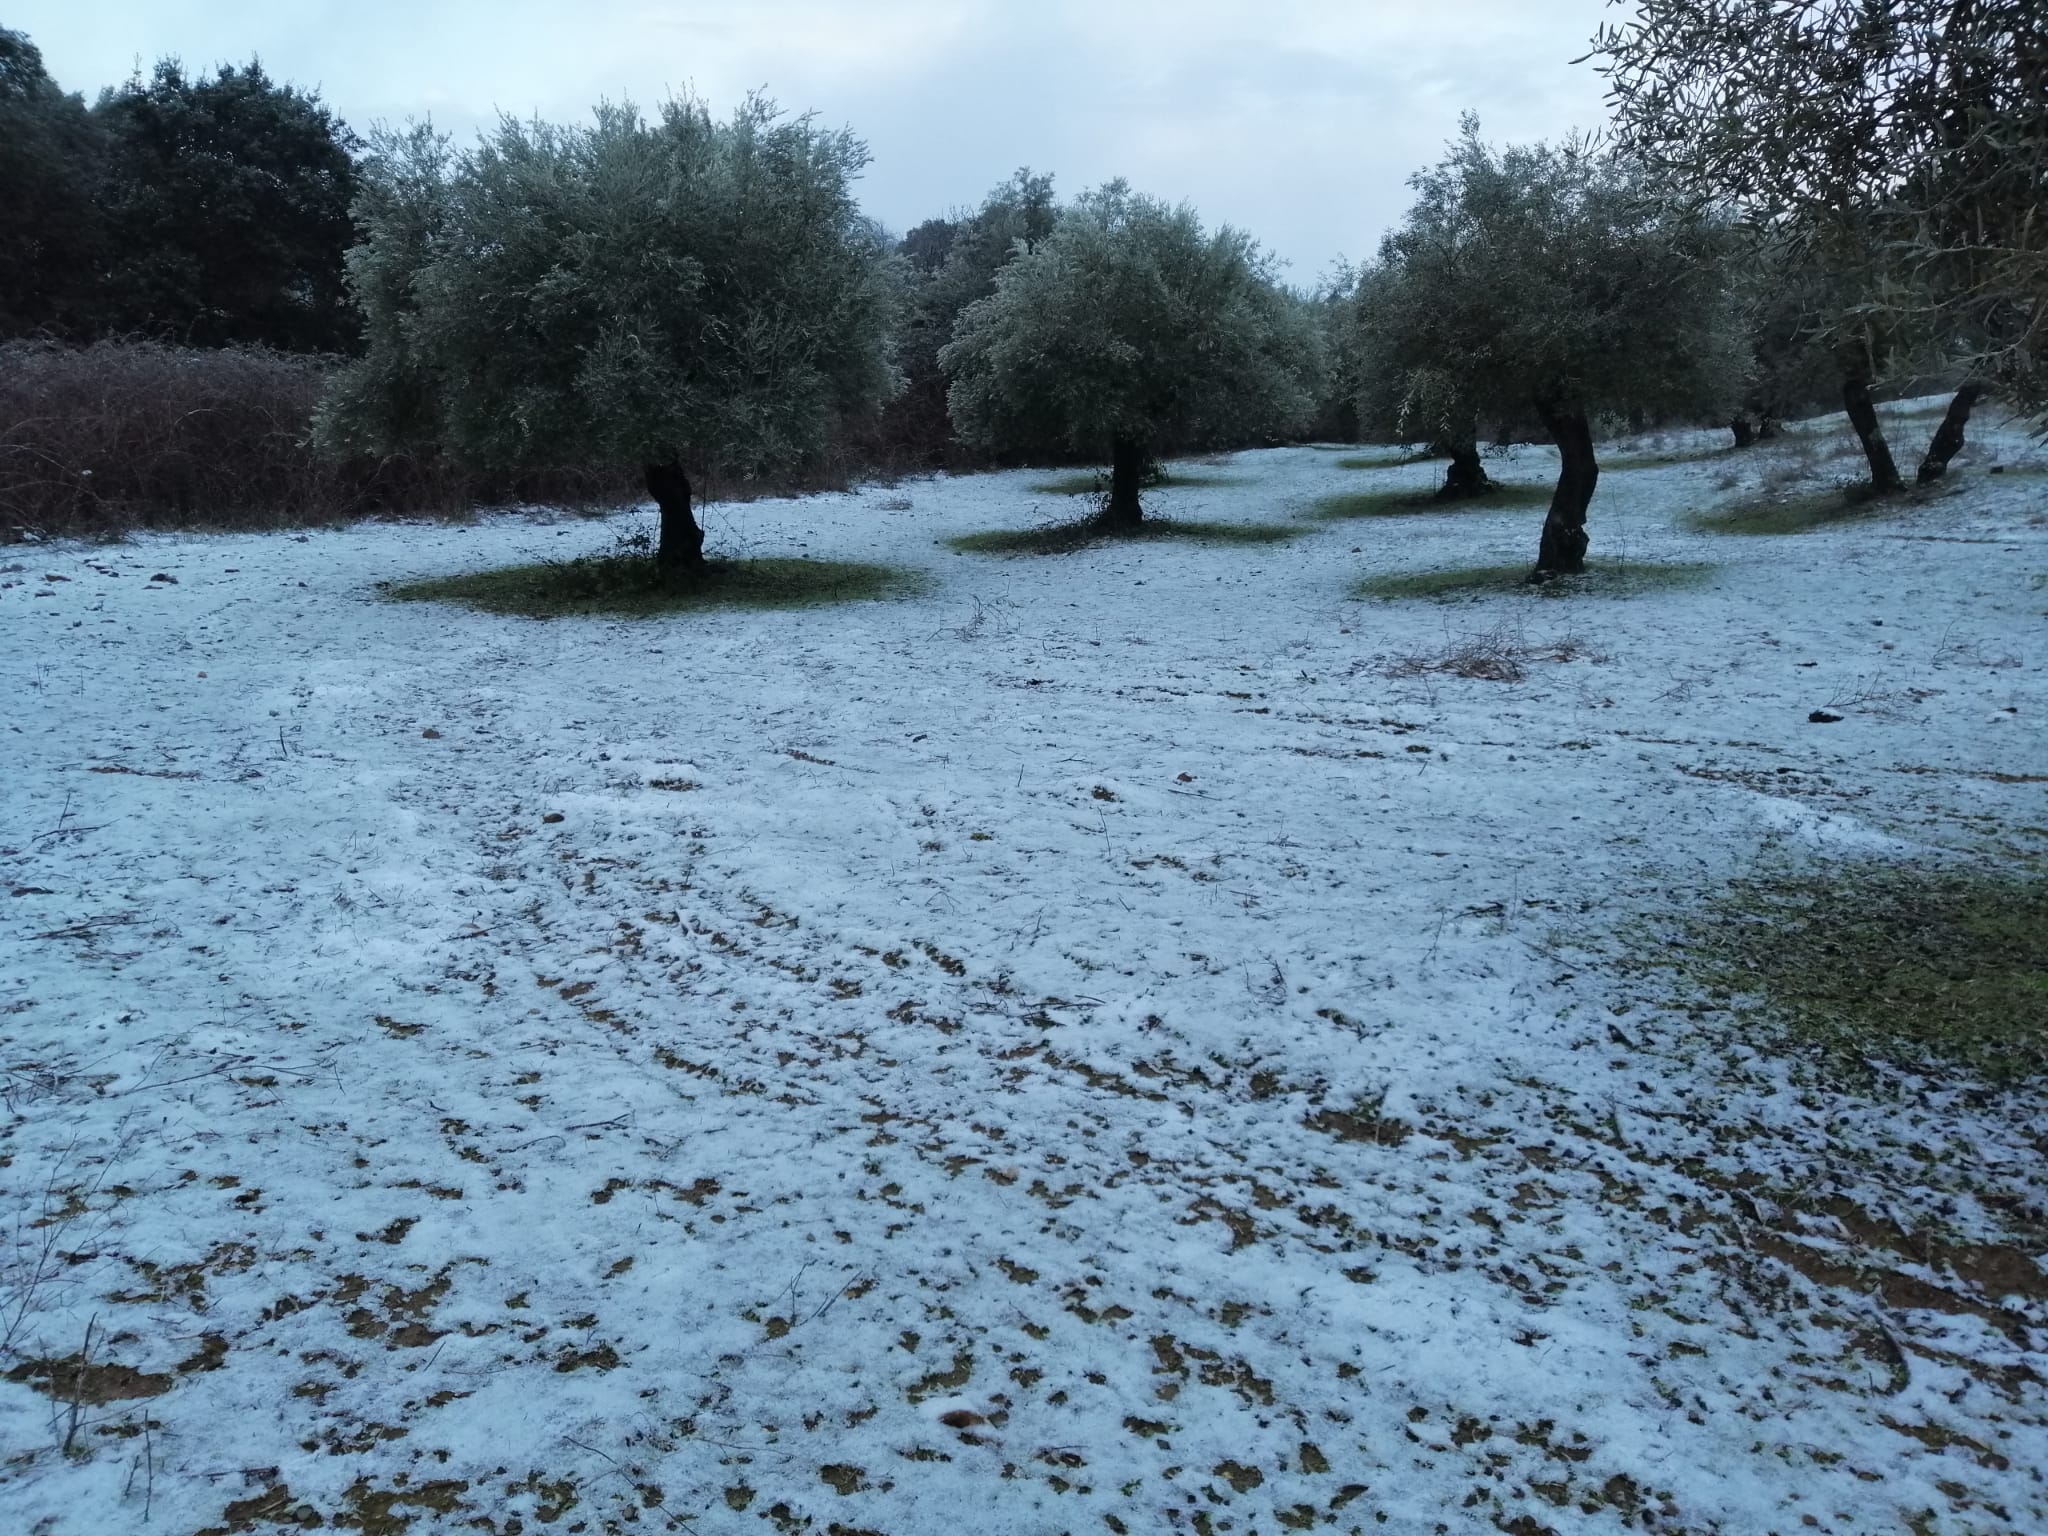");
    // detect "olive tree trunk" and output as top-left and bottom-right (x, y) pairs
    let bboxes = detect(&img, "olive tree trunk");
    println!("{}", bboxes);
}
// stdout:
(1841, 374), (1904, 494)
(1434, 439), (1494, 500)
(646, 460), (705, 577)
(1917, 383), (1986, 483)
(1532, 400), (1598, 578)
(1101, 435), (1145, 530)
